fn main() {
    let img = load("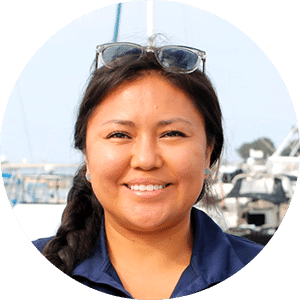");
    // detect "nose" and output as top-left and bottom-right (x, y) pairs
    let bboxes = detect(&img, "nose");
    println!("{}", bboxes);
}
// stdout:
(130, 135), (163, 170)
